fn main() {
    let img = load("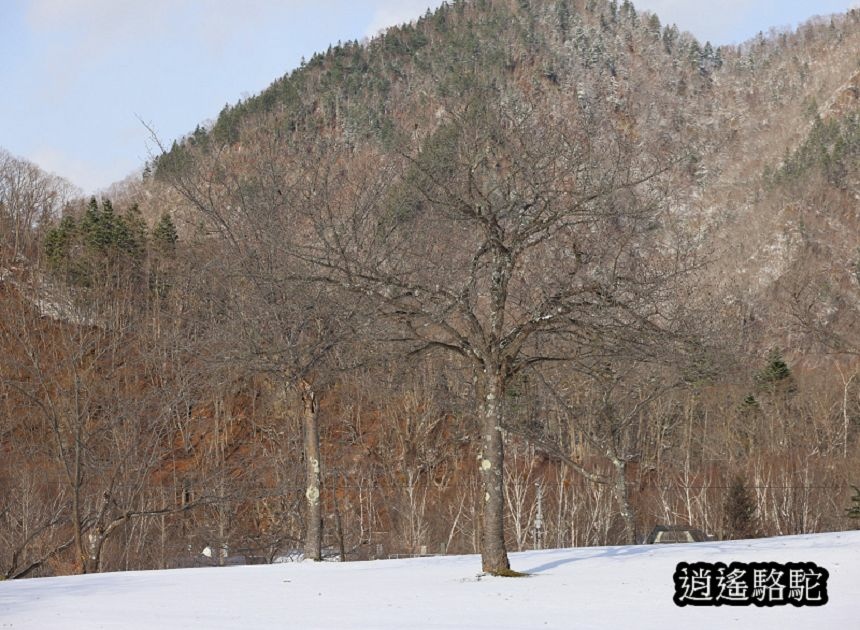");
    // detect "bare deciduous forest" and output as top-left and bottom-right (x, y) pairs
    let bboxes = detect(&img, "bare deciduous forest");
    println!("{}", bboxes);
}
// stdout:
(3, 0), (860, 577)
